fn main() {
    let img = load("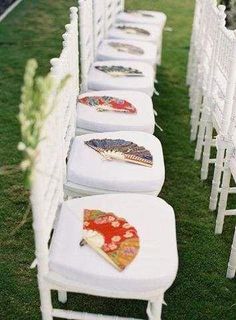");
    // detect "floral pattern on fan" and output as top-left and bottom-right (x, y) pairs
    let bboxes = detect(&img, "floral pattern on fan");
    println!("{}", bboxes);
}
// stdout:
(84, 138), (153, 167)
(125, 10), (155, 18)
(116, 25), (150, 37)
(108, 42), (144, 55)
(81, 209), (140, 271)
(94, 65), (144, 77)
(78, 96), (137, 114)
